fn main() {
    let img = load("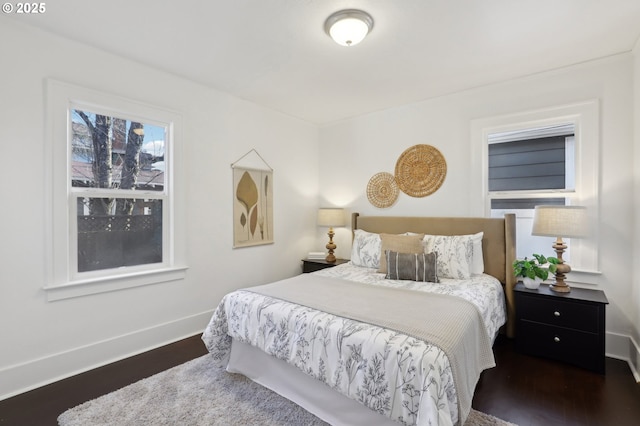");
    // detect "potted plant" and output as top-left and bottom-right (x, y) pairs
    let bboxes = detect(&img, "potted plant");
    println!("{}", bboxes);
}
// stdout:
(512, 254), (559, 289)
